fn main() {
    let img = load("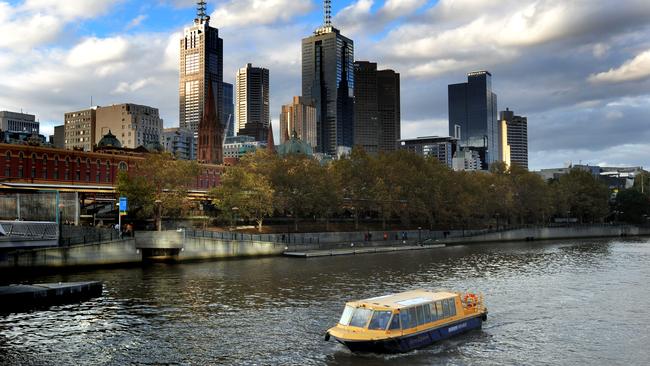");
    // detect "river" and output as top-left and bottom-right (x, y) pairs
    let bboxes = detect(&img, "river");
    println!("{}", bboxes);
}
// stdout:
(1, 238), (649, 365)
